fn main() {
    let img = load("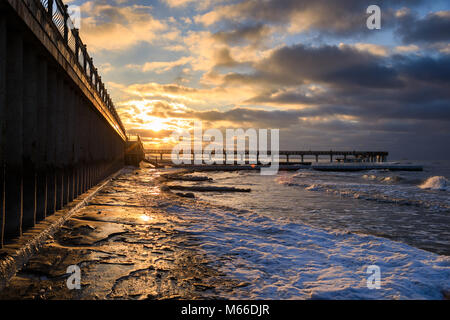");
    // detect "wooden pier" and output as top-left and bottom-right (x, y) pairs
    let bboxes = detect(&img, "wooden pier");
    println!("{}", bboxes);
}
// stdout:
(145, 149), (389, 166)
(144, 149), (423, 171)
